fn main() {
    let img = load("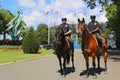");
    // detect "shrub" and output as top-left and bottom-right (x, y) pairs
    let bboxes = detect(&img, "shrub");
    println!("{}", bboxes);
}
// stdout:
(22, 31), (39, 53)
